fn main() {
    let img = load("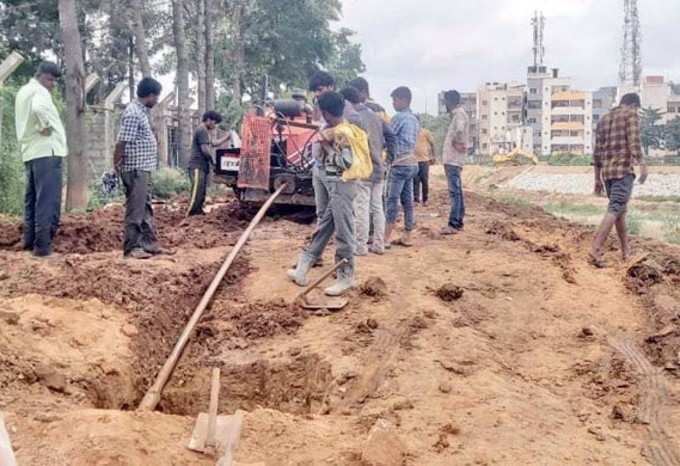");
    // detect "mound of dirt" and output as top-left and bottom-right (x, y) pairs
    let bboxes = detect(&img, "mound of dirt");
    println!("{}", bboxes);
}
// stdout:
(435, 284), (464, 302)
(485, 220), (520, 241)
(0, 201), (253, 254)
(626, 257), (664, 295)
(228, 300), (307, 340)
(360, 277), (388, 299)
